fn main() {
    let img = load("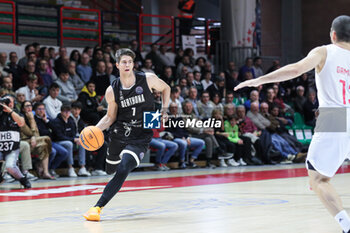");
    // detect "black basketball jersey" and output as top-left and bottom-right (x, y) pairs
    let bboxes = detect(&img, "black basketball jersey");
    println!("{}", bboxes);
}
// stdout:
(111, 71), (154, 143)
(0, 112), (20, 153)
